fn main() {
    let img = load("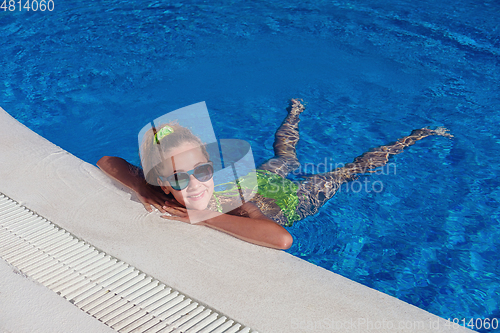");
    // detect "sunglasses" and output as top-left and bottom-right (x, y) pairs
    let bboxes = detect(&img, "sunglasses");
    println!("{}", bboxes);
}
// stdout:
(159, 162), (214, 191)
